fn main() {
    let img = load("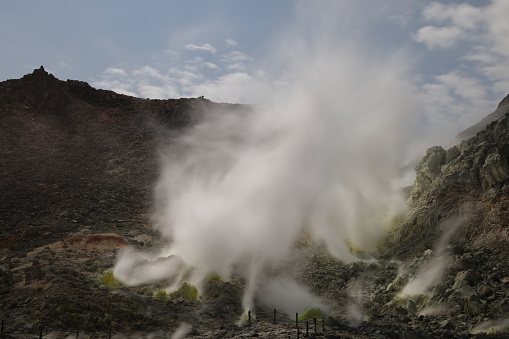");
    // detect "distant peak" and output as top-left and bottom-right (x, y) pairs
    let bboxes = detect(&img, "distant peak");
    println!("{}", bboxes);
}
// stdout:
(22, 65), (58, 84)
(32, 65), (49, 76)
